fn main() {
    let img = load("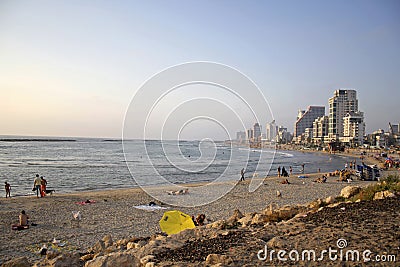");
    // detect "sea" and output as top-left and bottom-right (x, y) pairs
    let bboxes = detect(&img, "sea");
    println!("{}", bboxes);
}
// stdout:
(0, 136), (355, 197)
